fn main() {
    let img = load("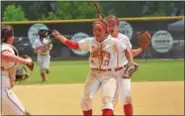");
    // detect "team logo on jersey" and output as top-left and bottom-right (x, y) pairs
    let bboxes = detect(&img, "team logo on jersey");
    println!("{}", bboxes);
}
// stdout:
(28, 24), (49, 45)
(71, 32), (89, 56)
(151, 30), (174, 53)
(119, 21), (133, 40)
